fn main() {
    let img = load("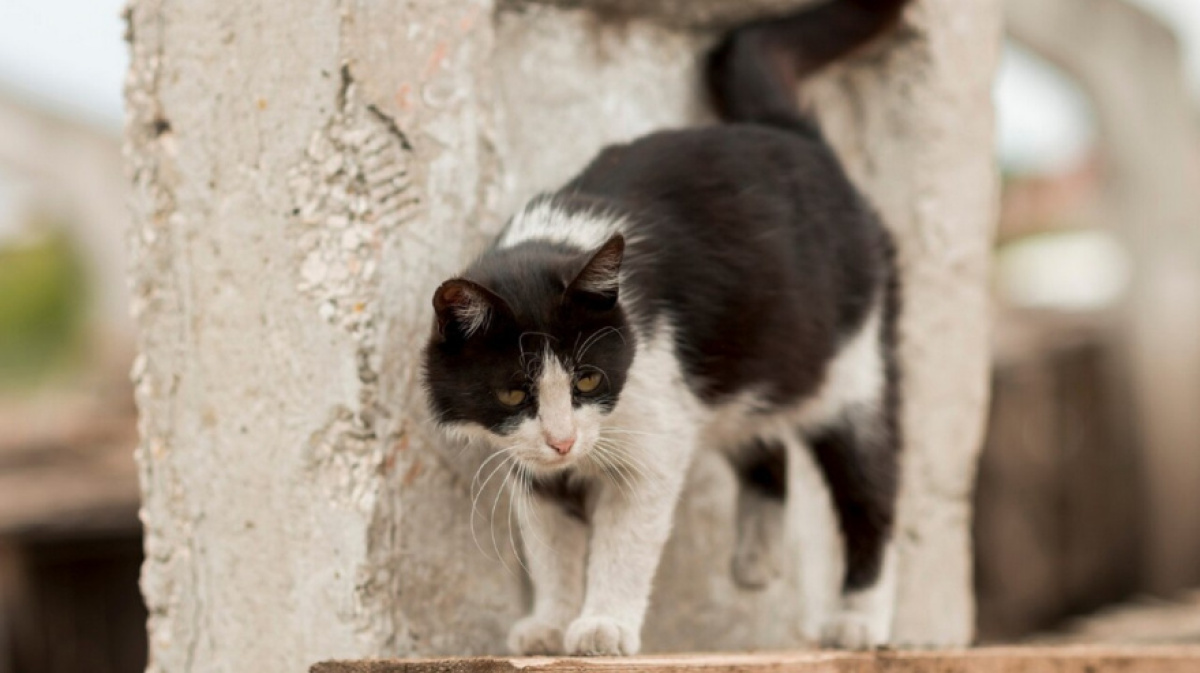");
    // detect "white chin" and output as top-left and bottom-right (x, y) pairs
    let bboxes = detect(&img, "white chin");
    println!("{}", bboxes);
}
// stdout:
(523, 453), (576, 475)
